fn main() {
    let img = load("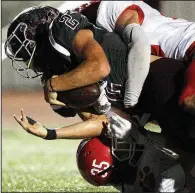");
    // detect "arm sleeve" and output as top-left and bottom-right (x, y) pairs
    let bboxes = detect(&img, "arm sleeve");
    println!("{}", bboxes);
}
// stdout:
(122, 23), (151, 108)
